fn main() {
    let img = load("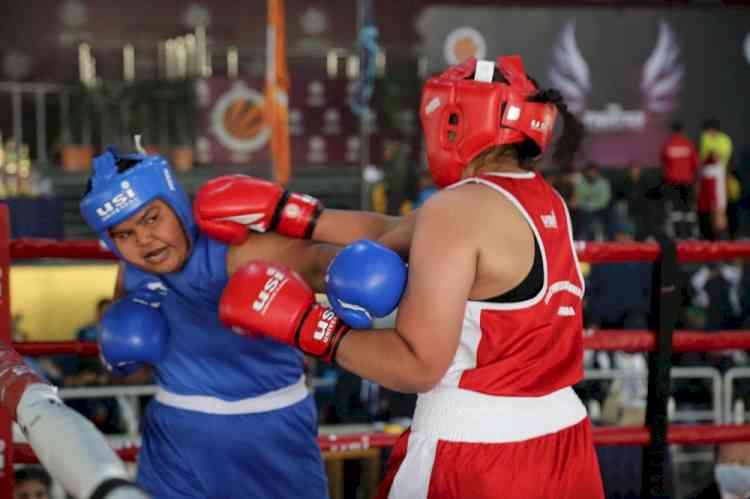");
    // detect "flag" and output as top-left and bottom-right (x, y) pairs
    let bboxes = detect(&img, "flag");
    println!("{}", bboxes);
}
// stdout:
(266, 0), (291, 185)
(349, 0), (379, 118)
